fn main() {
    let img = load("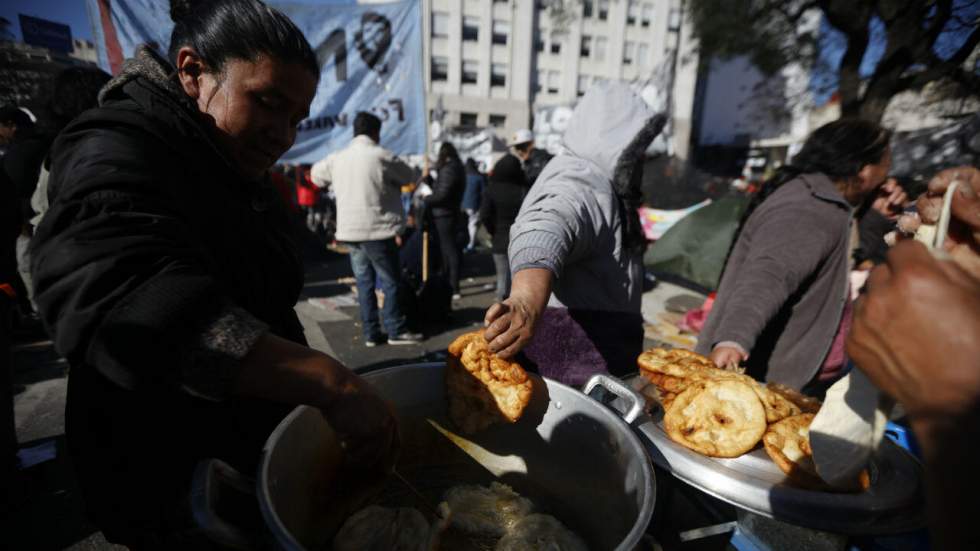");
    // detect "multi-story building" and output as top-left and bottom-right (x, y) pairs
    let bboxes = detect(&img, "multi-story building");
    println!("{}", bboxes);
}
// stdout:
(423, 0), (688, 148)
